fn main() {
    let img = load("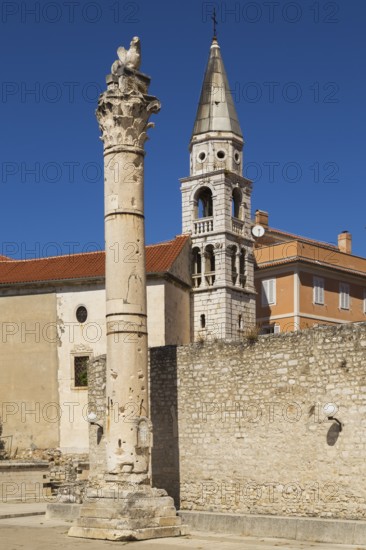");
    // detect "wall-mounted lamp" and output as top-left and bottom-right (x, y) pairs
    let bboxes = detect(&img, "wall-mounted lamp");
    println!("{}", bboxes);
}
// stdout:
(324, 403), (343, 432)
(86, 412), (104, 432)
